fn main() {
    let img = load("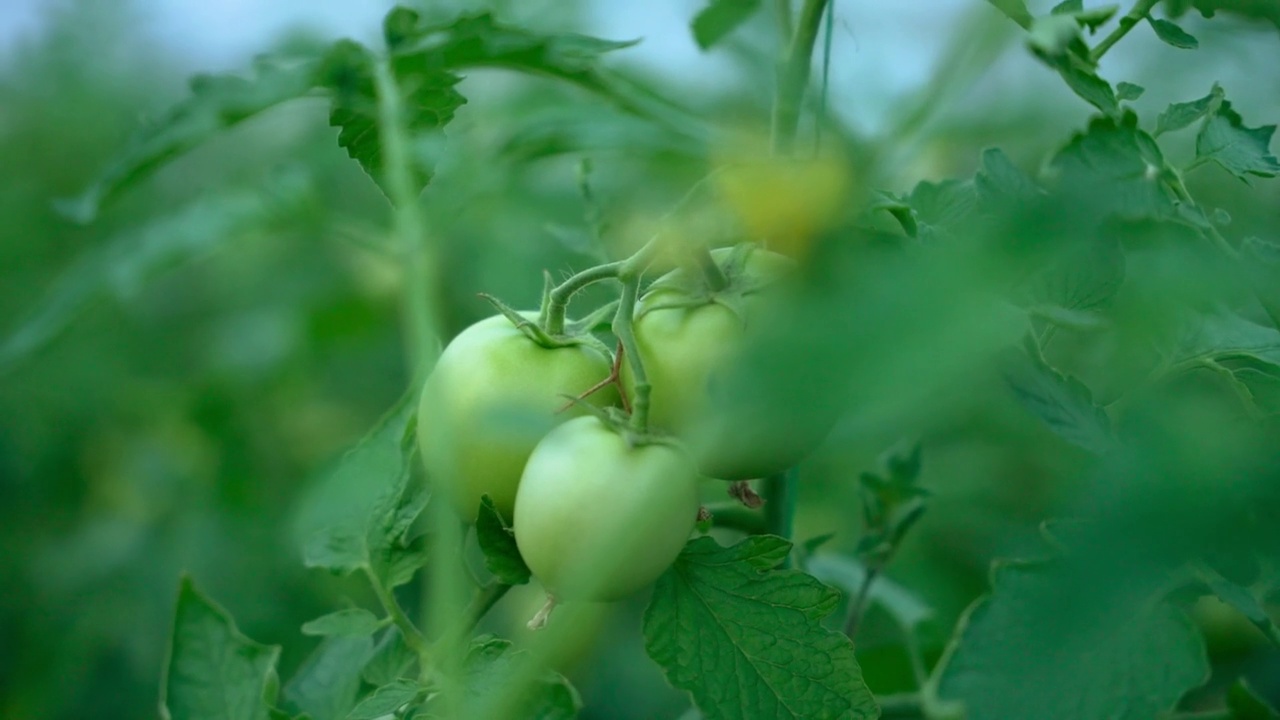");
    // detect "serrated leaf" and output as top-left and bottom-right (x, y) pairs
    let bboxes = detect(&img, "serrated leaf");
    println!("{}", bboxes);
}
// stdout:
(301, 609), (386, 638)
(1052, 1), (1120, 32)
(935, 556), (1209, 719)
(643, 536), (877, 720)
(62, 53), (321, 221)
(1024, 234), (1126, 312)
(161, 577), (282, 720)
(1196, 100), (1280, 182)
(475, 496), (531, 585)
(1228, 679), (1280, 720)
(806, 554), (936, 632)
(1149, 17), (1200, 48)
(283, 636), (375, 720)
(986, 0), (1034, 29)
(1116, 81), (1145, 101)
(1155, 85), (1223, 136)
(692, 0), (762, 49)
(1050, 114), (1176, 220)
(904, 179), (979, 243)
(361, 629), (417, 687)
(346, 679), (426, 720)
(2, 178), (310, 375)
(1001, 338), (1116, 455)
